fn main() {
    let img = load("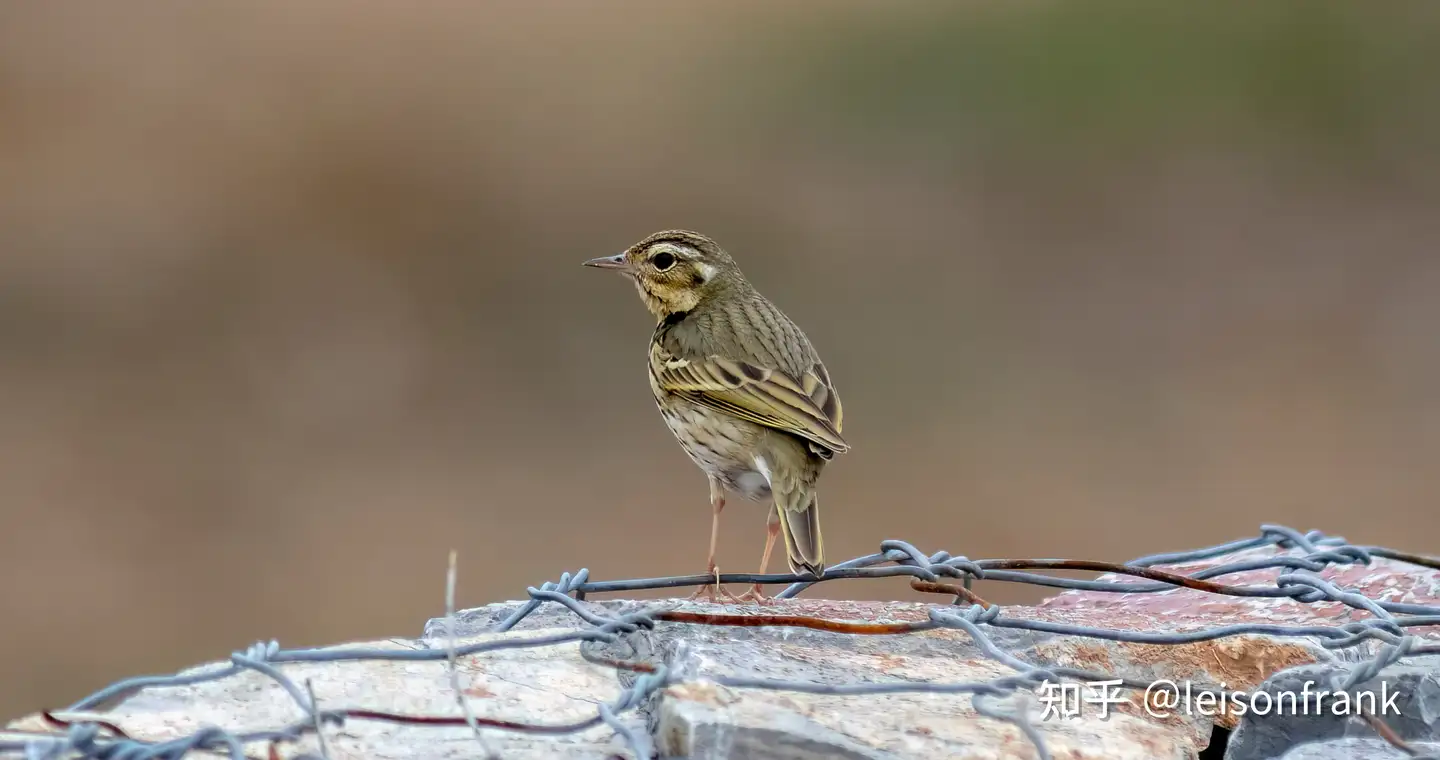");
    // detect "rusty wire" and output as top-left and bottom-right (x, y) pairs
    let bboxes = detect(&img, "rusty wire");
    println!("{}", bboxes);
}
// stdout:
(5, 524), (1440, 760)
